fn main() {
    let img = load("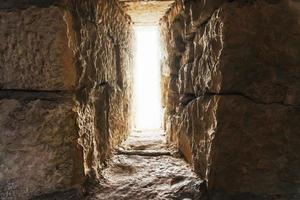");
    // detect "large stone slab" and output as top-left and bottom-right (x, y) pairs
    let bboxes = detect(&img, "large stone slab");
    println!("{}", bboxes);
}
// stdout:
(0, 97), (84, 199)
(173, 94), (300, 198)
(210, 96), (300, 199)
(0, 6), (76, 90)
(191, 1), (300, 105)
